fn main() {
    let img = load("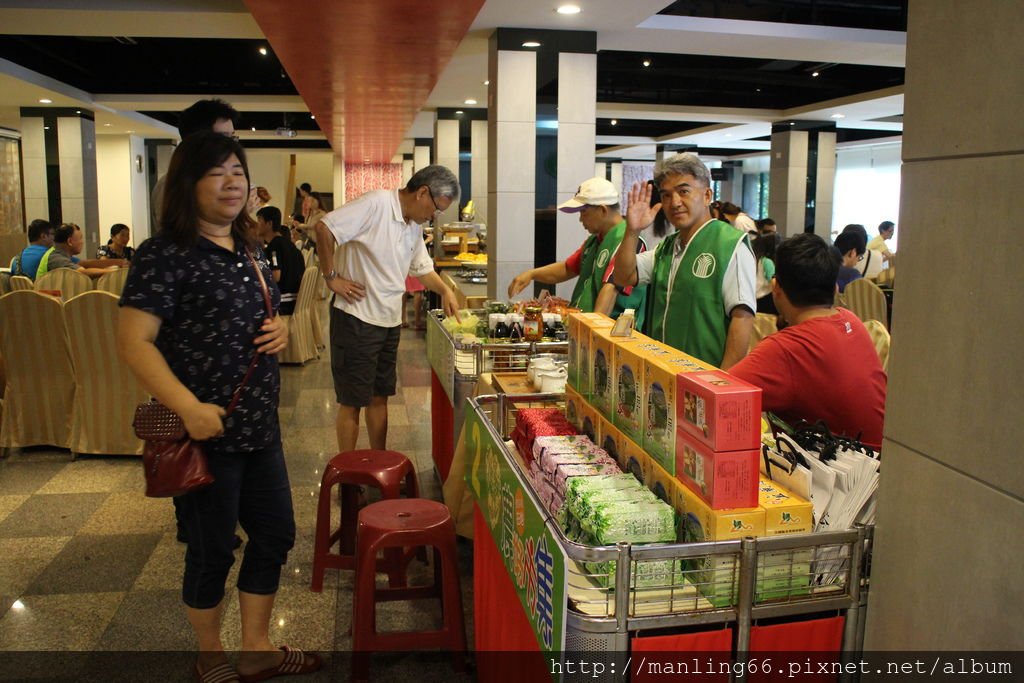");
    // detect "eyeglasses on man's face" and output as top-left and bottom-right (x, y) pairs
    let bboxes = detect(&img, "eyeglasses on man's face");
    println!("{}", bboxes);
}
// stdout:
(426, 187), (444, 216)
